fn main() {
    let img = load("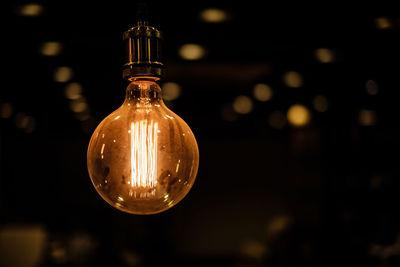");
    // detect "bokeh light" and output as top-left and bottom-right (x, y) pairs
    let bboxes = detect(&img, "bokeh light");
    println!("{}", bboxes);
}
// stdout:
(314, 48), (335, 63)
(0, 225), (47, 267)
(283, 71), (303, 88)
(365, 80), (379, 95)
(358, 109), (377, 126)
(19, 4), (43, 16)
(253, 83), (273, 102)
(266, 215), (292, 236)
(23, 117), (36, 133)
(312, 95), (329, 112)
(75, 110), (91, 121)
(64, 83), (83, 100)
(0, 103), (13, 119)
(268, 111), (286, 129)
(15, 112), (29, 129)
(233, 96), (253, 114)
(54, 67), (73, 83)
(240, 240), (267, 261)
(162, 82), (181, 101)
(375, 17), (392, 29)
(287, 104), (311, 127)
(40, 42), (63, 56)
(178, 44), (205, 60)
(69, 98), (88, 113)
(199, 8), (229, 23)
